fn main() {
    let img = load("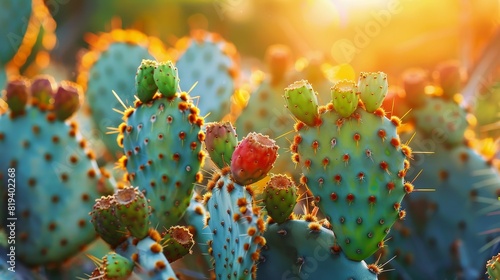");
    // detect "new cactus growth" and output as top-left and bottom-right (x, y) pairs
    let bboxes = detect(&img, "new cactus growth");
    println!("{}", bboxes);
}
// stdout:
(487, 254), (500, 280)
(5, 77), (29, 116)
(287, 74), (412, 261)
(204, 121), (238, 169)
(0, 76), (113, 266)
(30, 75), (55, 109)
(230, 132), (279, 185)
(136, 59), (159, 102)
(96, 252), (135, 279)
(263, 174), (297, 224)
(358, 72), (388, 112)
(284, 80), (320, 127)
(53, 82), (80, 121)
(116, 59), (205, 231)
(162, 226), (194, 263)
(114, 186), (151, 240)
(90, 195), (129, 248)
(154, 60), (180, 98)
(331, 80), (358, 117)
